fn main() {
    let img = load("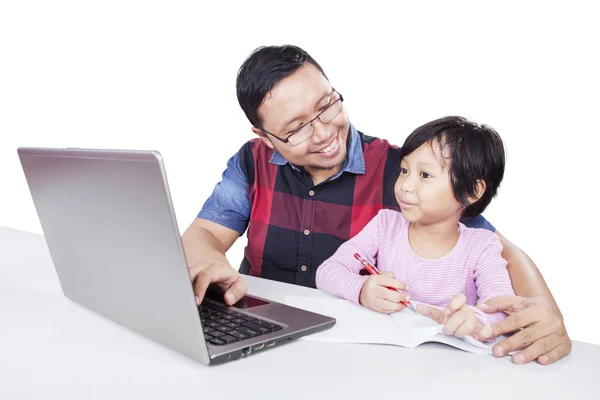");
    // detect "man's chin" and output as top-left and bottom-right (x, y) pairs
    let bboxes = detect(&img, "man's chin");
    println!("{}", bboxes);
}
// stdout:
(308, 152), (346, 171)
